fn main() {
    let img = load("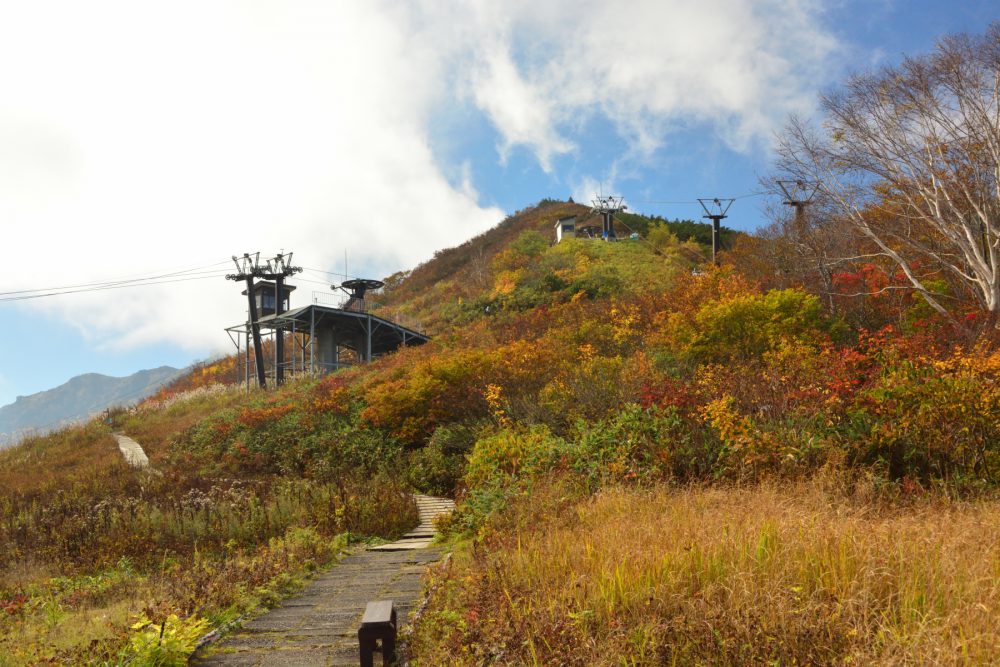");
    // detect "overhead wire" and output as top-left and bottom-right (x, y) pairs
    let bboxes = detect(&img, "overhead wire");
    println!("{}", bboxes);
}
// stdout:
(0, 260), (233, 297)
(0, 260), (351, 305)
(629, 191), (769, 206)
(0, 273), (229, 303)
(302, 266), (356, 280)
(293, 276), (339, 288)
